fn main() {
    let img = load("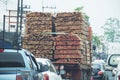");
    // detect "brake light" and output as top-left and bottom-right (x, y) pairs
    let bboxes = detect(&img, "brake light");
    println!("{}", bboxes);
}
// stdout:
(91, 76), (94, 80)
(98, 71), (103, 75)
(44, 74), (49, 80)
(118, 76), (120, 80)
(0, 48), (4, 53)
(16, 75), (23, 80)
